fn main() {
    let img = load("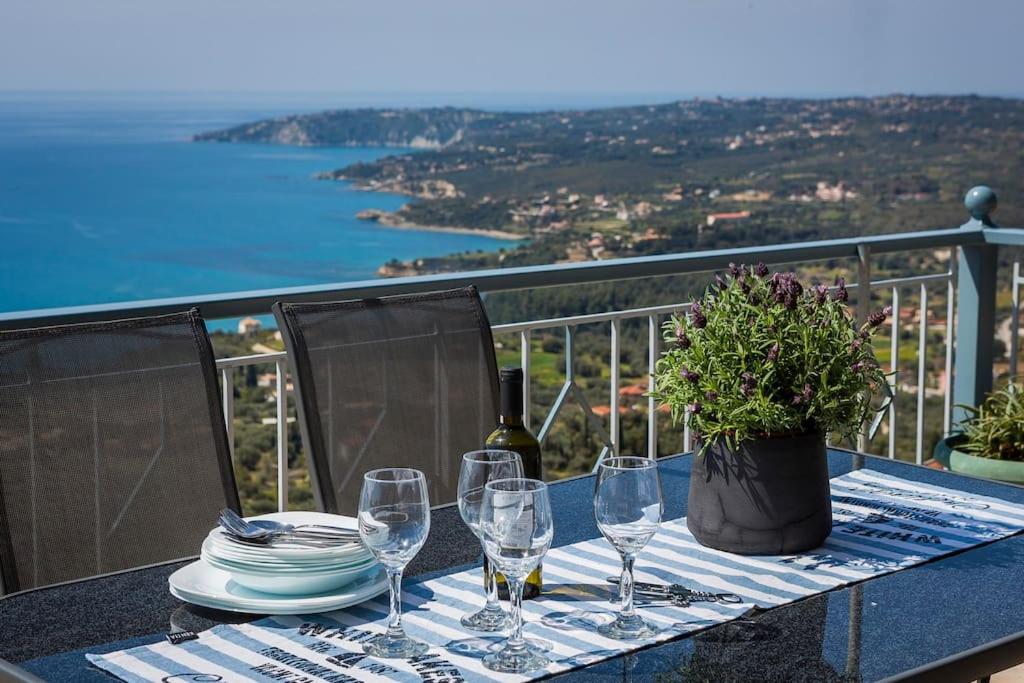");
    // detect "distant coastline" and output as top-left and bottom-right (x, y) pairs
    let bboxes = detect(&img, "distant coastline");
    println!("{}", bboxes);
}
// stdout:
(373, 221), (524, 241)
(192, 95), (1024, 284)
(355, 208), (523, 241)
